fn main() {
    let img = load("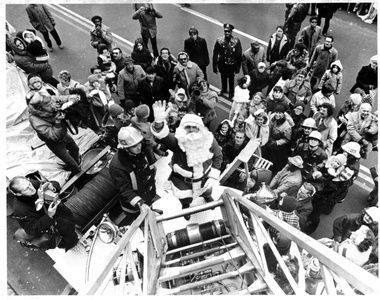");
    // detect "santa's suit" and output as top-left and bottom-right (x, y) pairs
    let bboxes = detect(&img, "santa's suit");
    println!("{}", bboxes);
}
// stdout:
(151, 115), (222, 206)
